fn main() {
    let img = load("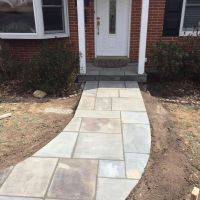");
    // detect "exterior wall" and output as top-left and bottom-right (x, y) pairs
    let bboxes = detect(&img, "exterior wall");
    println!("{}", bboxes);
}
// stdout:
(146, 0), (180, 67)
(1, 0), (95, 63)
(0, 0), (184, 67)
